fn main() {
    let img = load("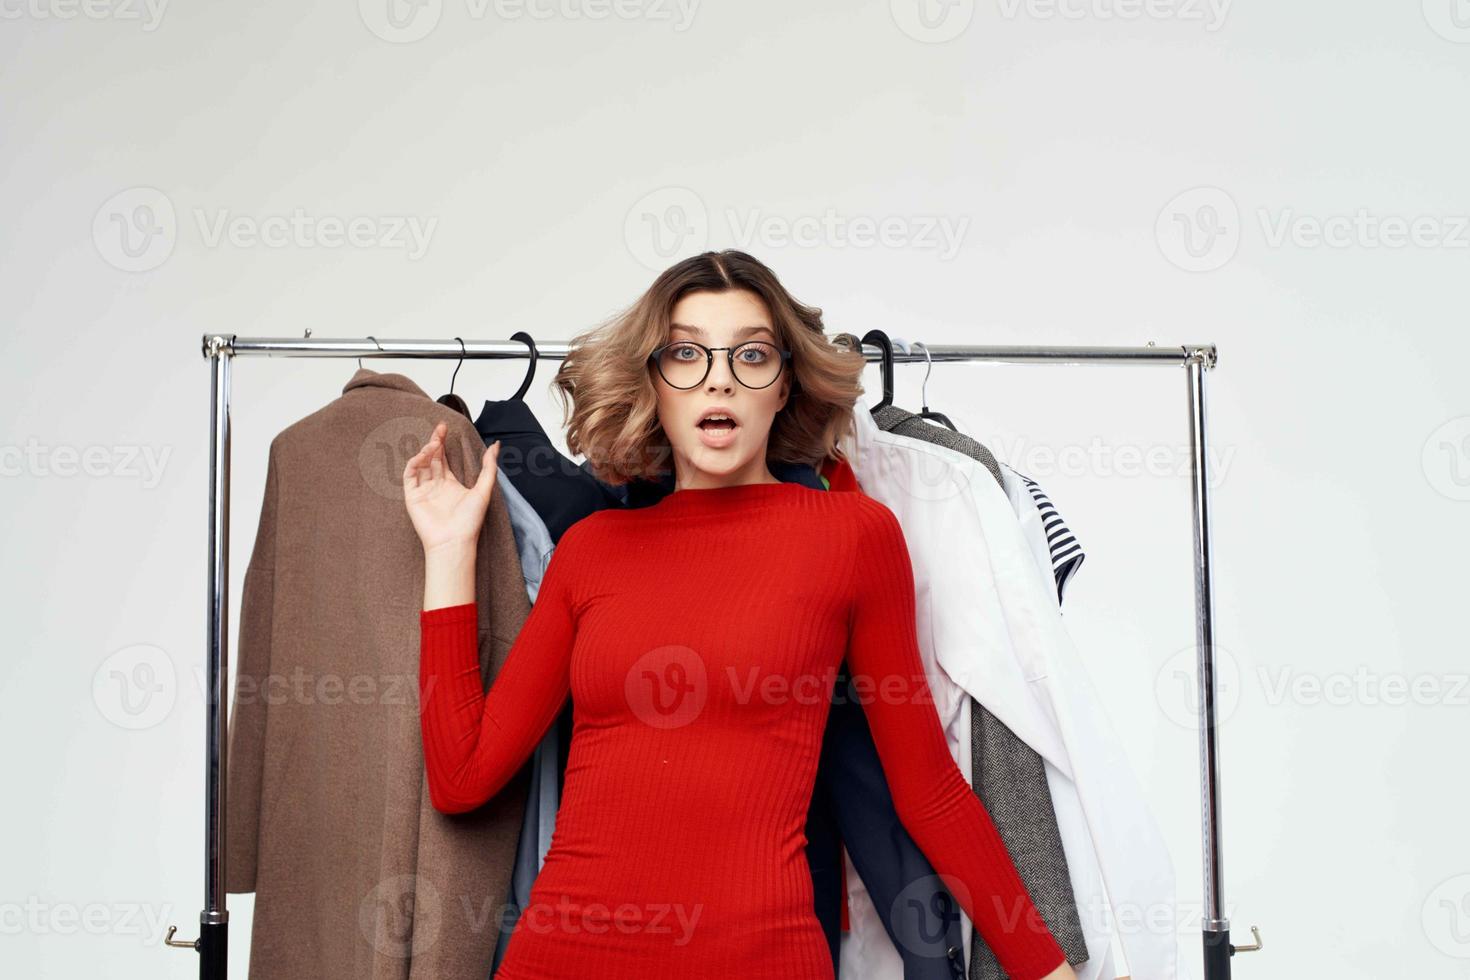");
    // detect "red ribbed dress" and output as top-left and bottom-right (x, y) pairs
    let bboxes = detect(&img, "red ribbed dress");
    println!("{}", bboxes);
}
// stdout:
(418, 480), (1066, 980)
